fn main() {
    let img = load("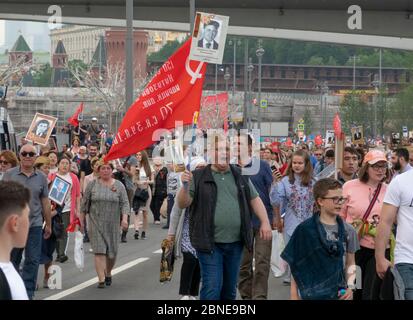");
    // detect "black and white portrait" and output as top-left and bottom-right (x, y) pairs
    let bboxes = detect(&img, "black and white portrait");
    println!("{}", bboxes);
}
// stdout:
(31, 119), (50, 138)
(26, 113), (57, 146)
(197, 20), (220, 50)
